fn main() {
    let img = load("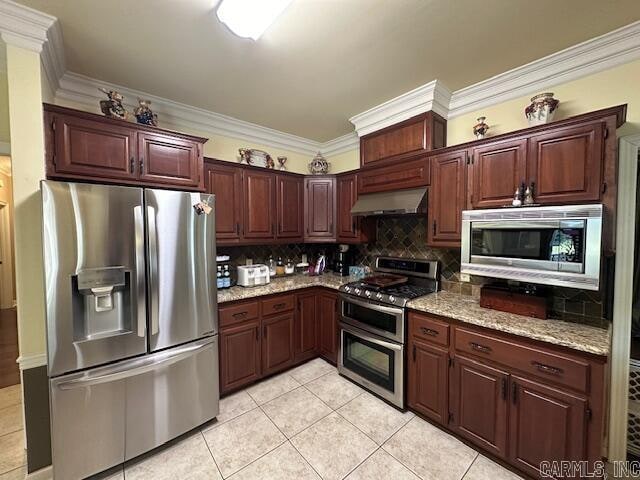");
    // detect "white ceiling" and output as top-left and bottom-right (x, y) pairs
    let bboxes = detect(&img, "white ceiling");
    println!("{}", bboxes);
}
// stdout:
(14, 0), (640, 141)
